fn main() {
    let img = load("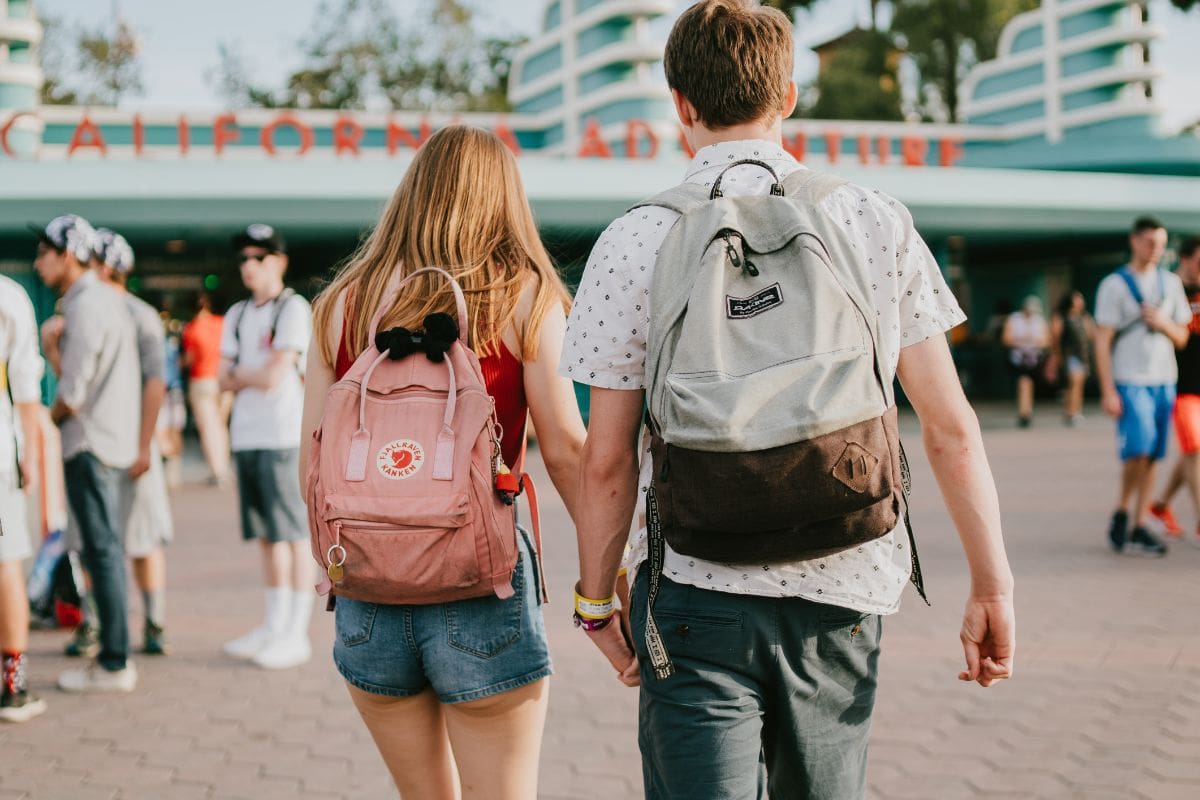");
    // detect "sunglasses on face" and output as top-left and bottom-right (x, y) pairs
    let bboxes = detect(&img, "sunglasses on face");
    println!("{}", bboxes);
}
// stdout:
(237, 251), (273, 265)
